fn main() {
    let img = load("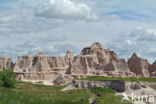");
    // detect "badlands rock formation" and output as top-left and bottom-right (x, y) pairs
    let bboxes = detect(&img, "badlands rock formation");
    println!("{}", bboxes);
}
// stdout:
(0, 57), (13, 71)
(14, 52), (71, 80)
(12, 42), (135, 82)
(69, 42), (134, 77)
(127, 53), (150, 77)
(0, 42), (156, 83)
(149, 61), (156, 76)
(53, 74), (74, 85)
